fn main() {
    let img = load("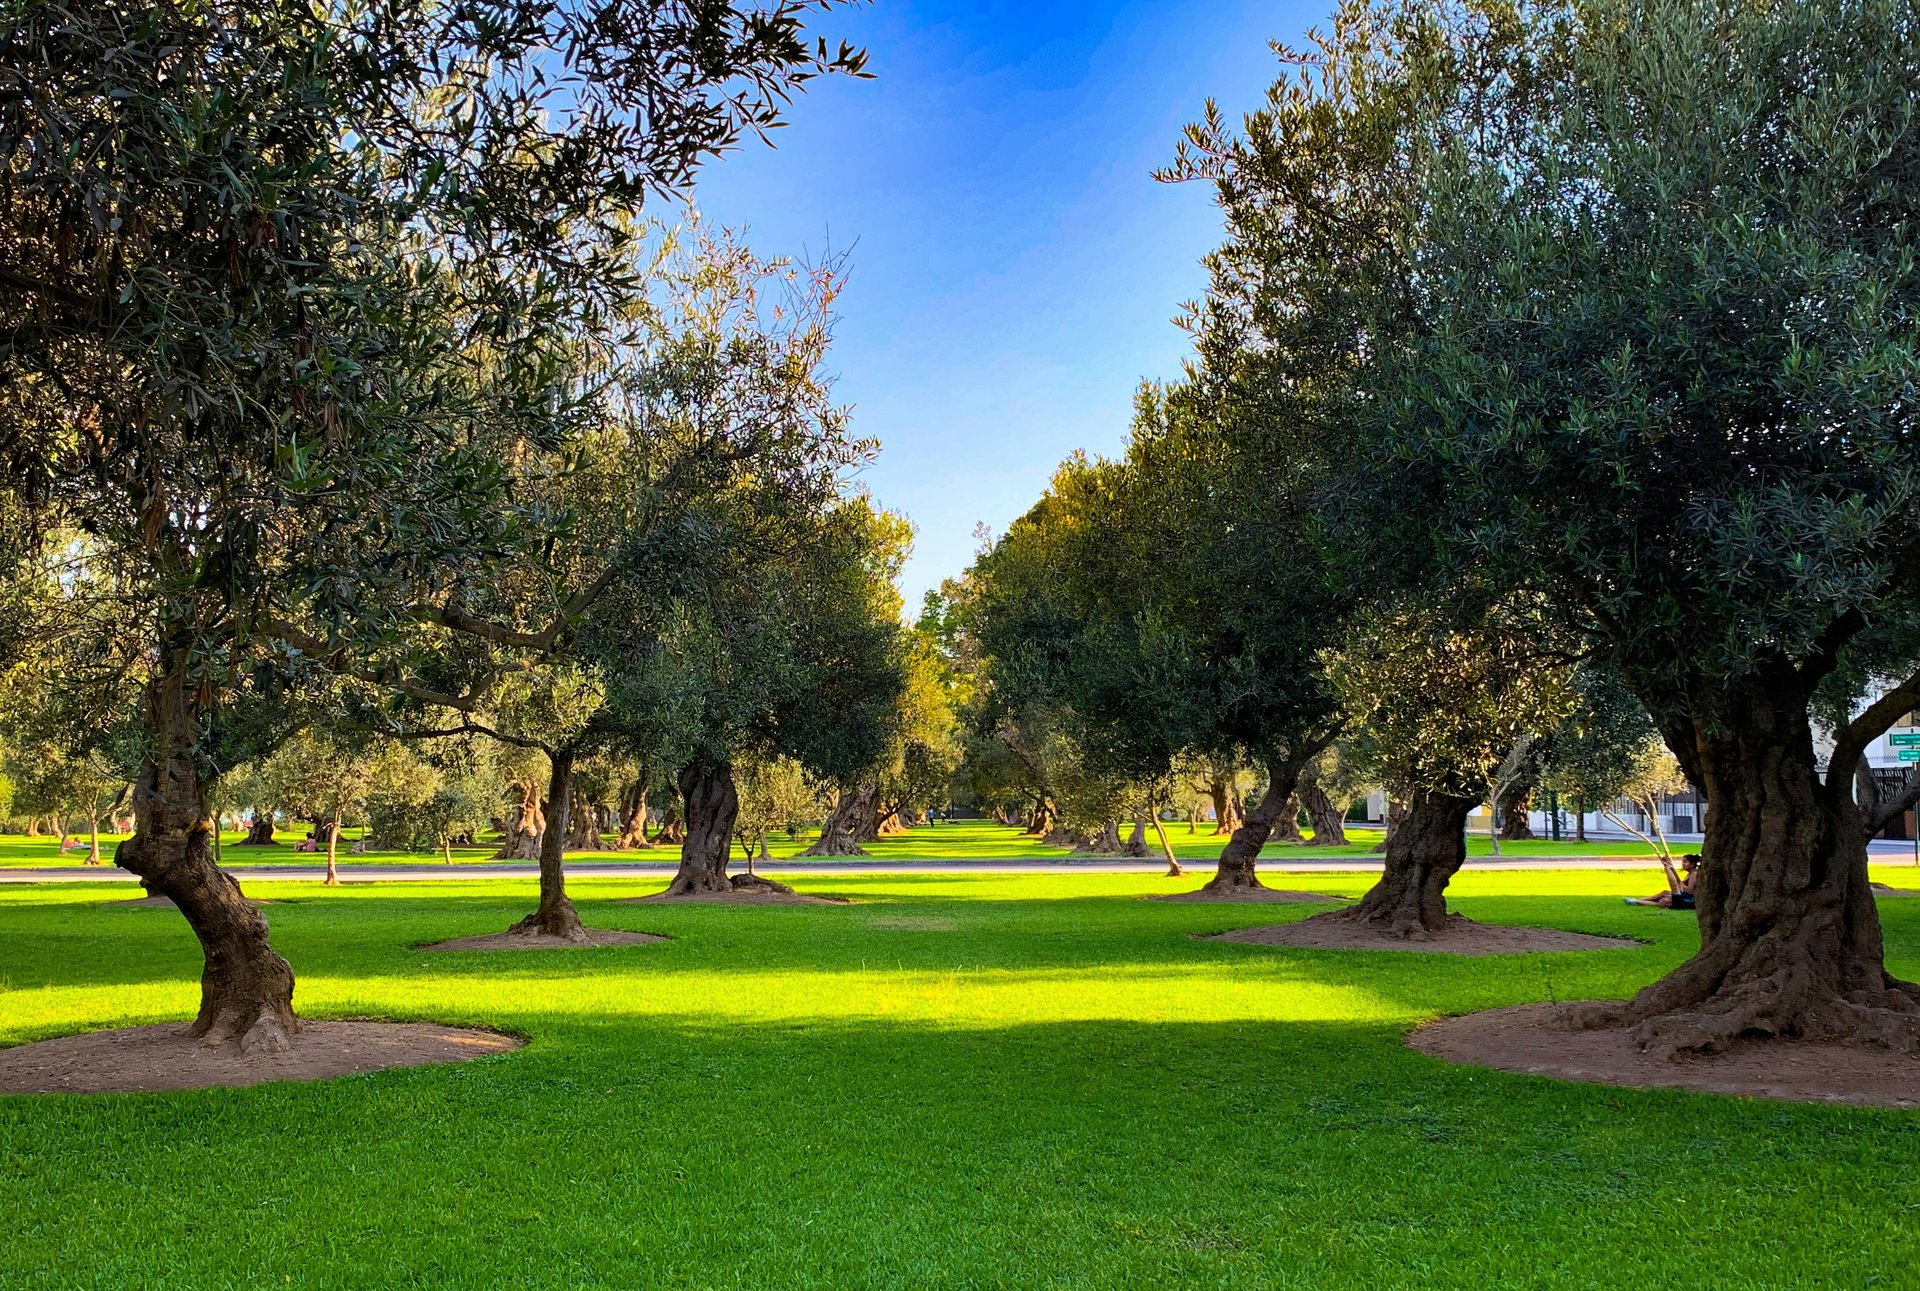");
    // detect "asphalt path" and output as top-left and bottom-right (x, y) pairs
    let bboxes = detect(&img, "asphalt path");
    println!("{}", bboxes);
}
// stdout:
(6, 840), (1917, 885)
